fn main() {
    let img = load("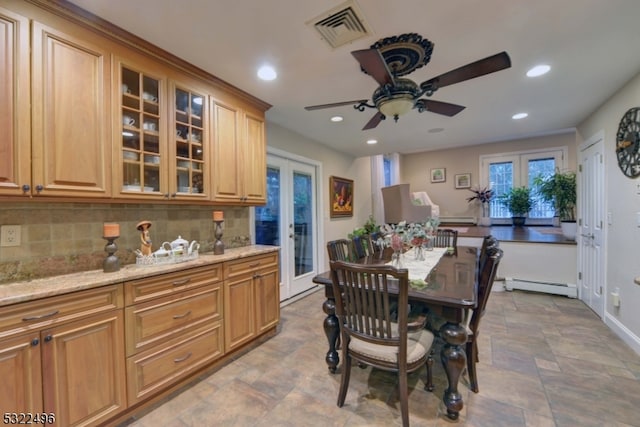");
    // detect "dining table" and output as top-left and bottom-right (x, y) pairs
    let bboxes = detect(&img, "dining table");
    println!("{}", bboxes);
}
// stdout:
(312, 245), (479, 420)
